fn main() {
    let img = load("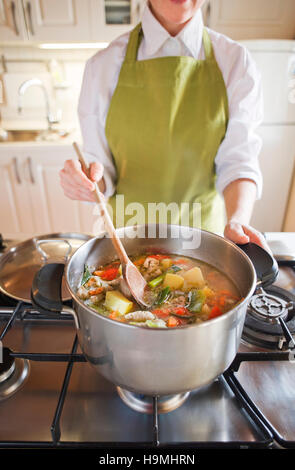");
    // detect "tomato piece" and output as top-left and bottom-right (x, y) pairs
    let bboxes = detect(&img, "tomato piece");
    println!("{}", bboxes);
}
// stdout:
(173, 307), (189, 316)
(134, 257), (146, 266)
(100, 267), (119, 281)
(152, 308), (170, 319)
(209, 305), (223, 319)
(167, 316), (180, 327)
